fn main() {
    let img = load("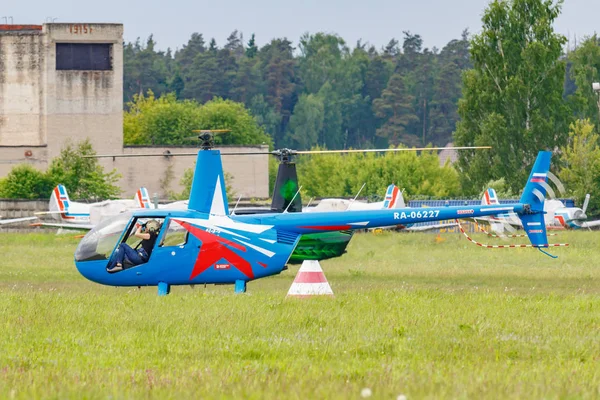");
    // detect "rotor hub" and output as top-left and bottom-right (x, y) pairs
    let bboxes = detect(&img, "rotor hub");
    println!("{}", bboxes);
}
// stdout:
(198, 132), (214, 150)
(273, 148), (298, 163)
